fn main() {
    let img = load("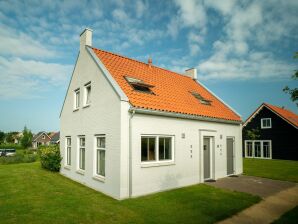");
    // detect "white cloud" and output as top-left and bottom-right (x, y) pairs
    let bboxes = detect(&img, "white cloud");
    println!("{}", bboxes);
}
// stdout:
(174, 0), (206, 29)
(0, 57), (72, 99)
(205, 0), (236, 16)
(135, 1), (147, 18)
(0, 24), (57, 59)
